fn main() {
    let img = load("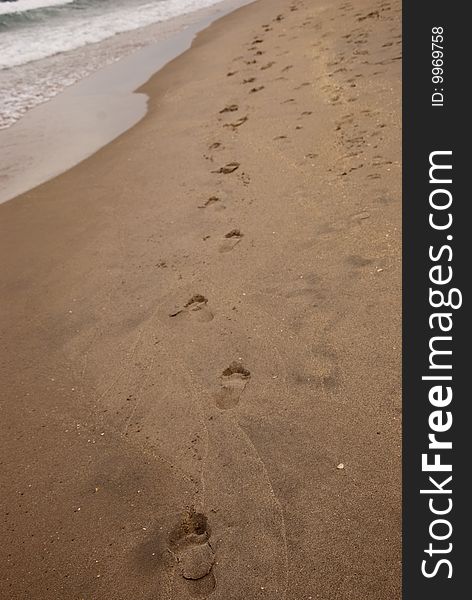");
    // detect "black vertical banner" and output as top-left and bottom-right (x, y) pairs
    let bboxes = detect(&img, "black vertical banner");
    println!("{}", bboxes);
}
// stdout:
(403, 2), (468, 599)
